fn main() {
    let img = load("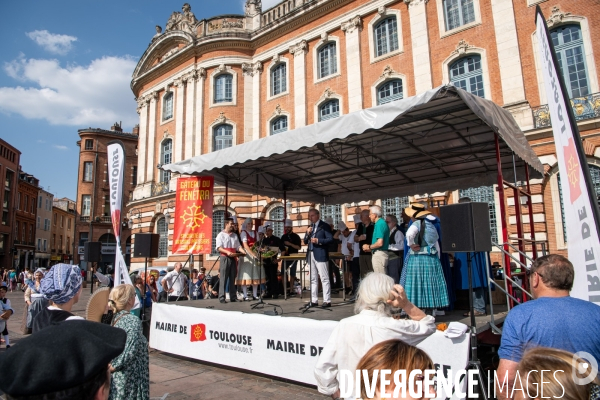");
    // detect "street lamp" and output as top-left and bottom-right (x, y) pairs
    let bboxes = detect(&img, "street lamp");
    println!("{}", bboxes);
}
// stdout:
(163, 200), (175, 226)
